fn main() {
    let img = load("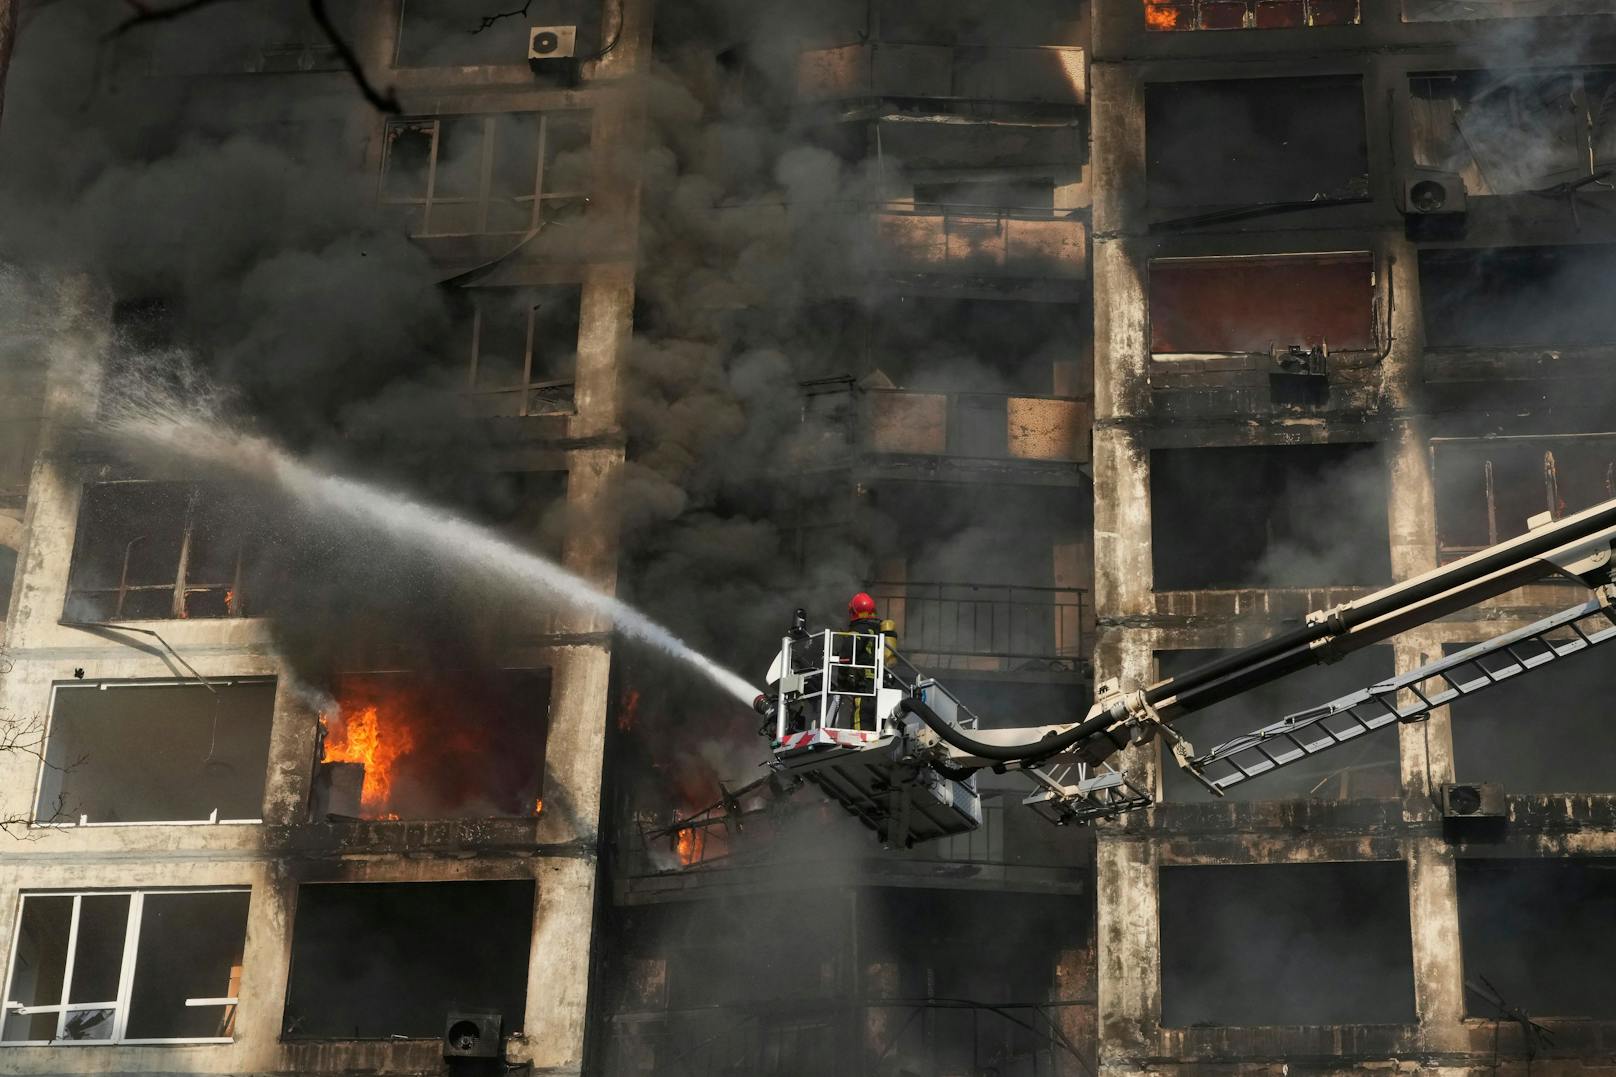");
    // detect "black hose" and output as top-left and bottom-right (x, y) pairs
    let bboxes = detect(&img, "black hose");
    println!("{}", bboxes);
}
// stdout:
(1145, 494), (1616, 709)
(898, 697), (1108, 764)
